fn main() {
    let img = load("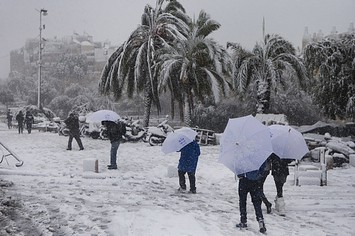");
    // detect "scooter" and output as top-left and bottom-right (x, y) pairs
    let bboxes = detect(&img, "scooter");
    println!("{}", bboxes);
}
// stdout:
(145, 119), (174, 146)
(58, 122), (70, 136)
(123, 119), (147, 142)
